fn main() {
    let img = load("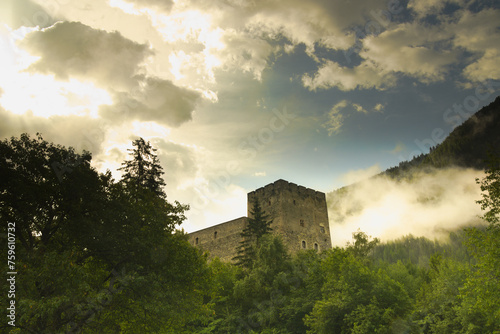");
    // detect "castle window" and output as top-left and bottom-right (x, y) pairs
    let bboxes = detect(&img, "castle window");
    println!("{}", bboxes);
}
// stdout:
(302, 240), (306, 249)
(214, 231), (218, 239)
(195, 237), (199, 245)
(314, 243), (319, 251)
(320, 226), (325, 233)
(293, 199), (296, 205)
(300, 219), (304, 227)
